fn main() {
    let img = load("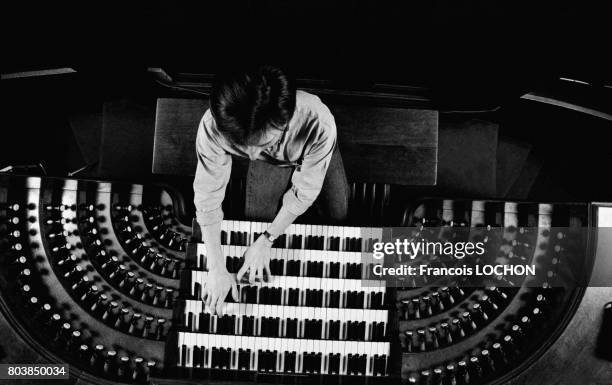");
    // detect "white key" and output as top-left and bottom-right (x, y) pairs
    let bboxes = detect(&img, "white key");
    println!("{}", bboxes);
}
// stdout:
(471, 201), (486, 227)
(361, 227), (369, 252)
(442, 200), (454, 223)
